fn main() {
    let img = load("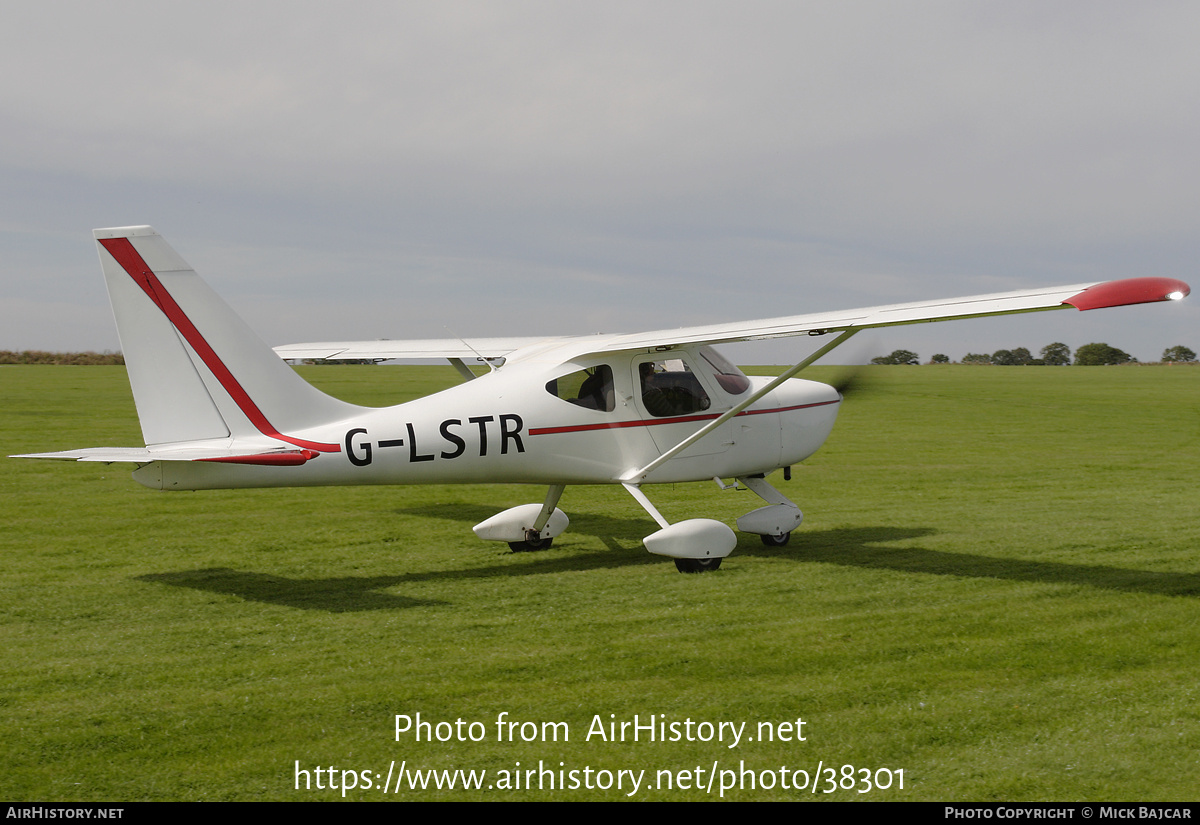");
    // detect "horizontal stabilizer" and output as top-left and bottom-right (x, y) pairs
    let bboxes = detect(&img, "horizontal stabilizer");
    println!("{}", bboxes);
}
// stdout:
(12, 446), (319, 466)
